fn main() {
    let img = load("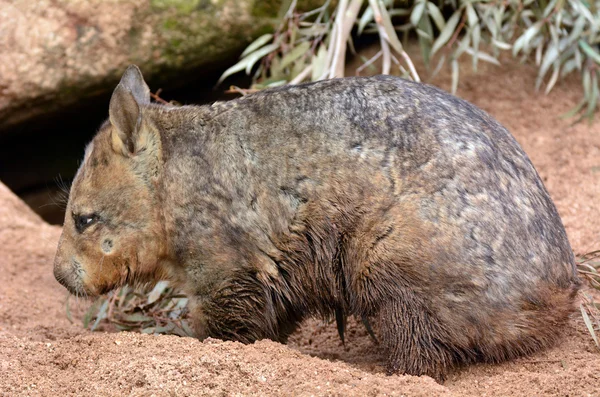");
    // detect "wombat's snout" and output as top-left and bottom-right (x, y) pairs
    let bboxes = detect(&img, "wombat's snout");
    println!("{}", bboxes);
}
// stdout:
(53, 255), (87, 296)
